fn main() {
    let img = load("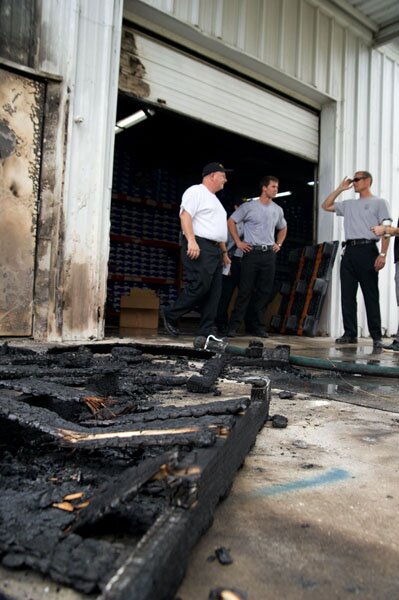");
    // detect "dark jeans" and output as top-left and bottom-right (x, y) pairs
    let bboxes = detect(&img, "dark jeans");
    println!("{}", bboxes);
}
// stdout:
(164, 236), (223, 336)
(229, 249), (276, 331)
(340, 244), (381, 340)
